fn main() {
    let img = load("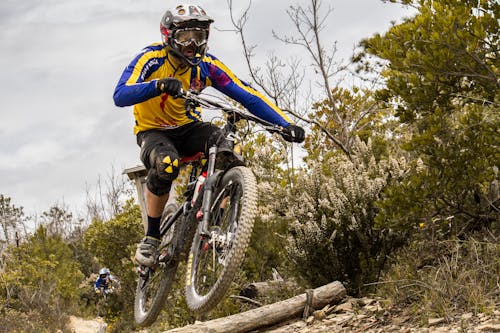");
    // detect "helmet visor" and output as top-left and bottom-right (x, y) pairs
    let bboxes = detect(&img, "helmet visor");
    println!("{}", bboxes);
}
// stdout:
(173, 28), (208, 47)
